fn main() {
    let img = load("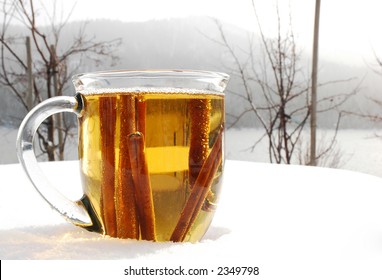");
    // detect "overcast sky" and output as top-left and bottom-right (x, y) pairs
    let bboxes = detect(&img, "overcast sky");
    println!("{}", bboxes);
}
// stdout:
(13, 0), (382, 66)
